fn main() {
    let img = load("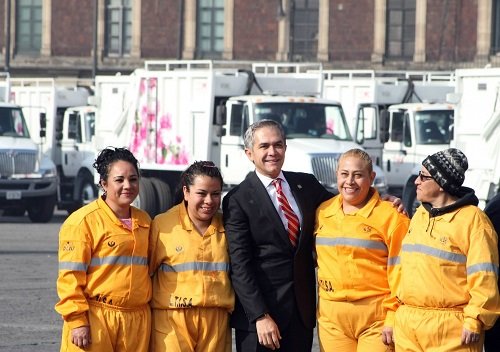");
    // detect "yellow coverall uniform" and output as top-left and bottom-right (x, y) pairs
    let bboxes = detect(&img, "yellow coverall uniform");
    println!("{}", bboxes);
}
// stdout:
(149, 203), (234, 352)
(395, 203), (500, 351)
(315, 189), (409, 352)
(55, 197), (152, 352)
